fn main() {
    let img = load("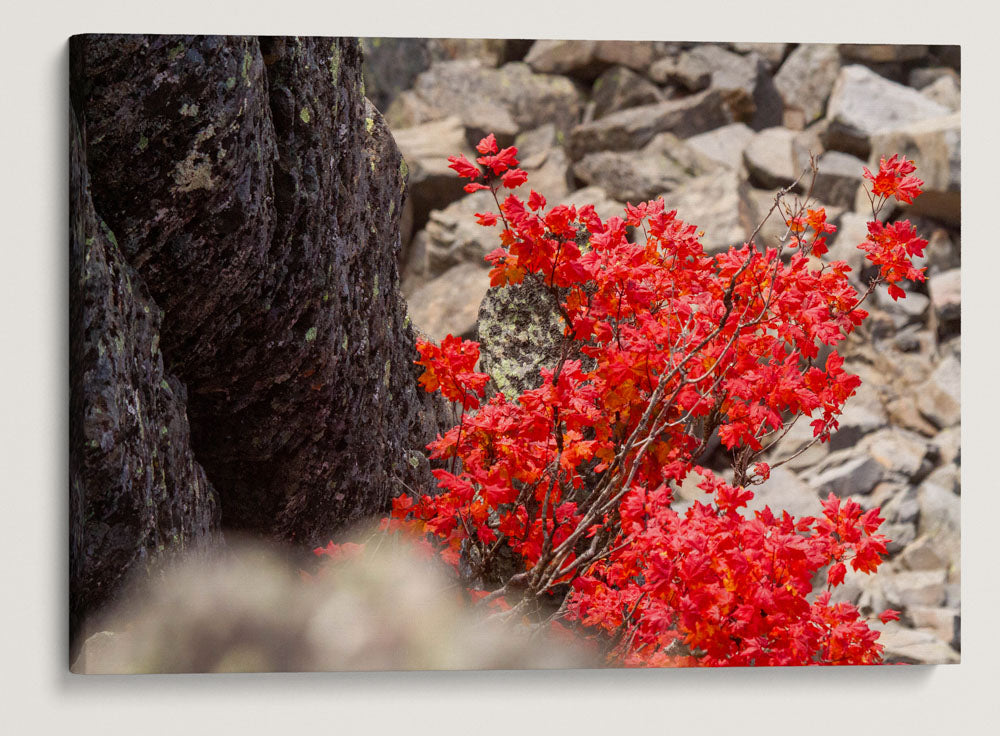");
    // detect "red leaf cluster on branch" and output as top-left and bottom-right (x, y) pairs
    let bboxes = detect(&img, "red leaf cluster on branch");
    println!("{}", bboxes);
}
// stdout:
(316, 140), (924, 666)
